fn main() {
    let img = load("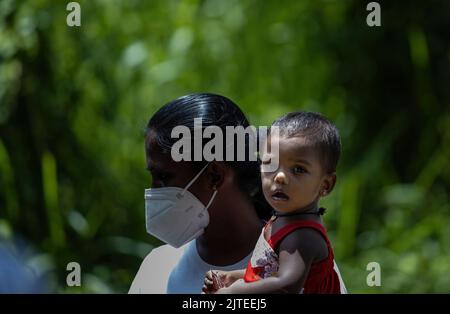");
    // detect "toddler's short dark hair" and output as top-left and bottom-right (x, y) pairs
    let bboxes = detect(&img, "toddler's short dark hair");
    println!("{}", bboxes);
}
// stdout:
(271, 111), (341, 173)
